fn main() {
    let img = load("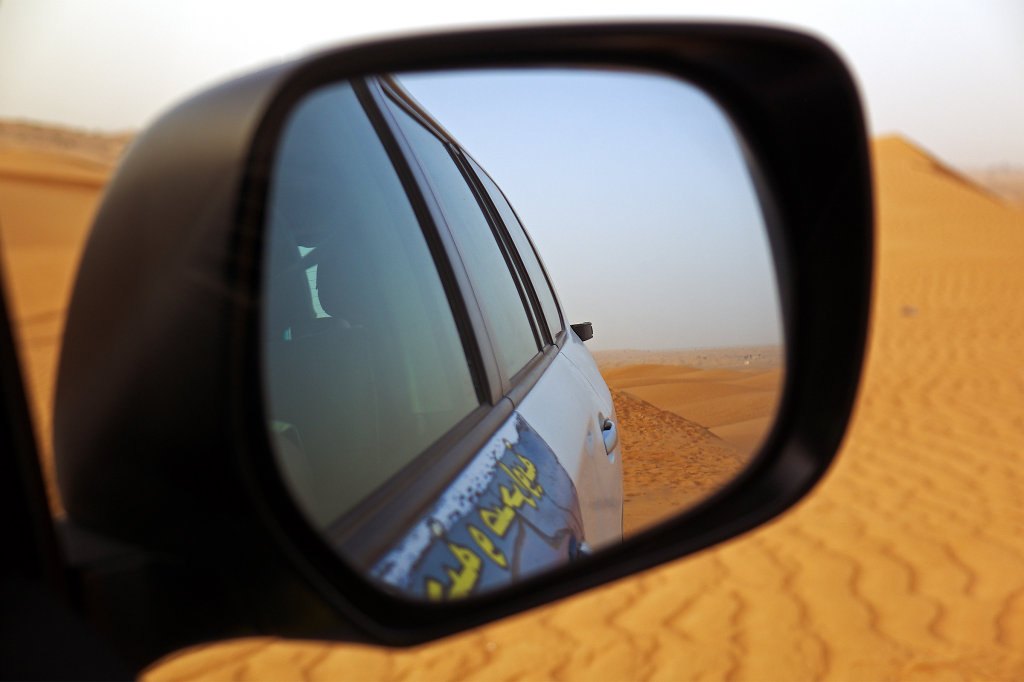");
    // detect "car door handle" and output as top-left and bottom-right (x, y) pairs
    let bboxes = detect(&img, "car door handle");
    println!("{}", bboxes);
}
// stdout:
(601, 418), (617, 454)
